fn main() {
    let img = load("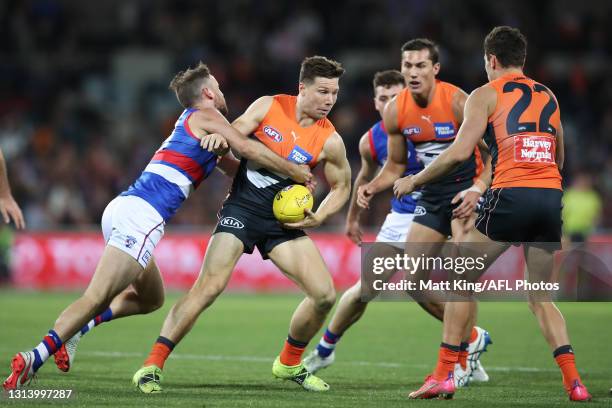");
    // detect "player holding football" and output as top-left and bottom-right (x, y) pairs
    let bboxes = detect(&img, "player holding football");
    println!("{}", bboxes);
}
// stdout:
(3, 62), (311, 390)
(353, 39), (493, 385)
(132, 56), (351, 393)
(396, 26), (591, 402)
